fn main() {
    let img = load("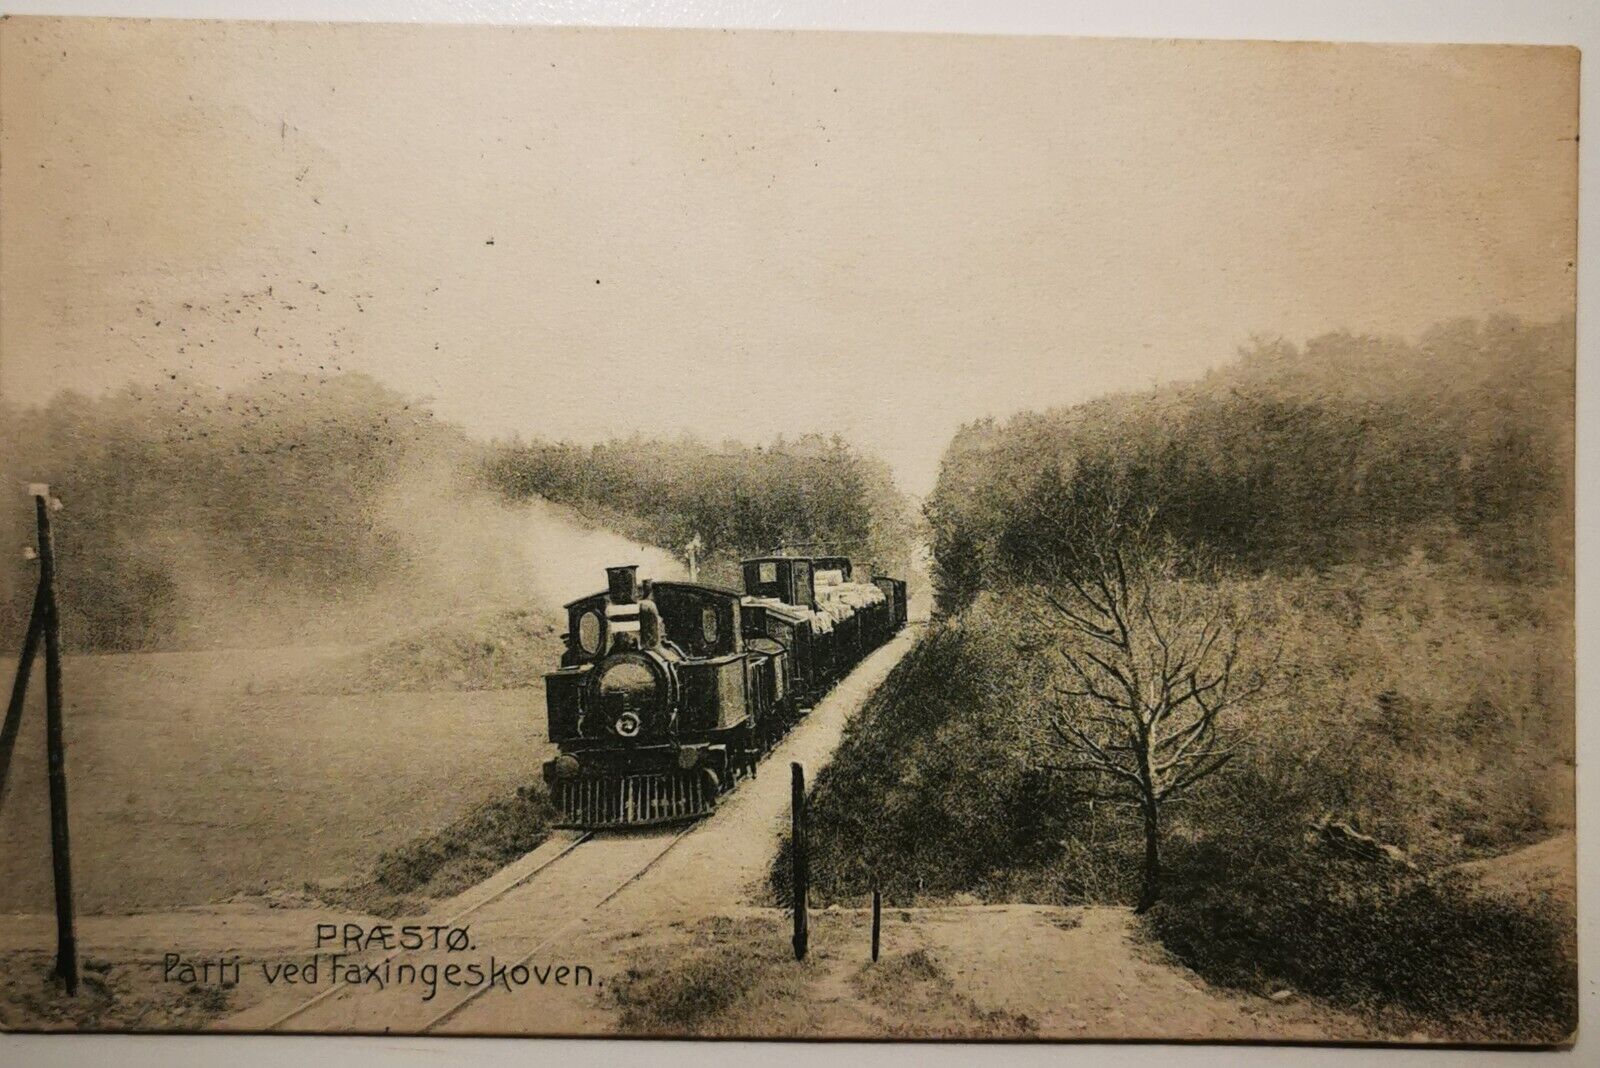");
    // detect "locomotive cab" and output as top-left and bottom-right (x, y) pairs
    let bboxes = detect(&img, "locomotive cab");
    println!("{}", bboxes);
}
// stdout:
(743, 555), (839, 687)
(558, 564), (664, 667)
(742, 556), (816, 609)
